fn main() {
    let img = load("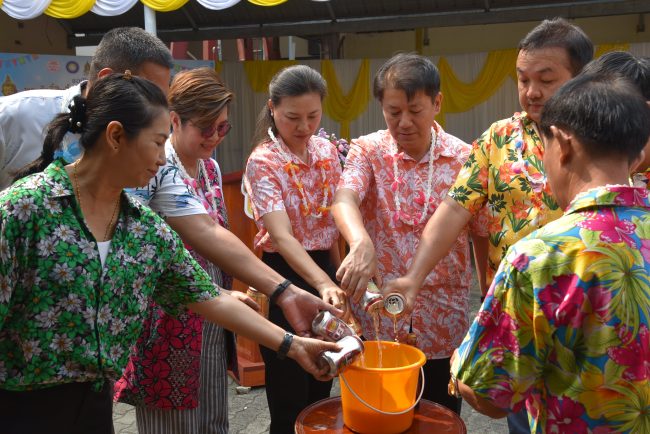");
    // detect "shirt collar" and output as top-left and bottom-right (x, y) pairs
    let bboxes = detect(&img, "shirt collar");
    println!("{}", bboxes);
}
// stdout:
(631, 168), (650, 188)
(431, 121), (463, 160)
(43, 159), (74, 198)
(44, 159), (142, 216)
(387, 122), (457, 163)
(272, 135), (330, 167)
(565, 184), (650, 215)
(516, 111), (535, 127)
